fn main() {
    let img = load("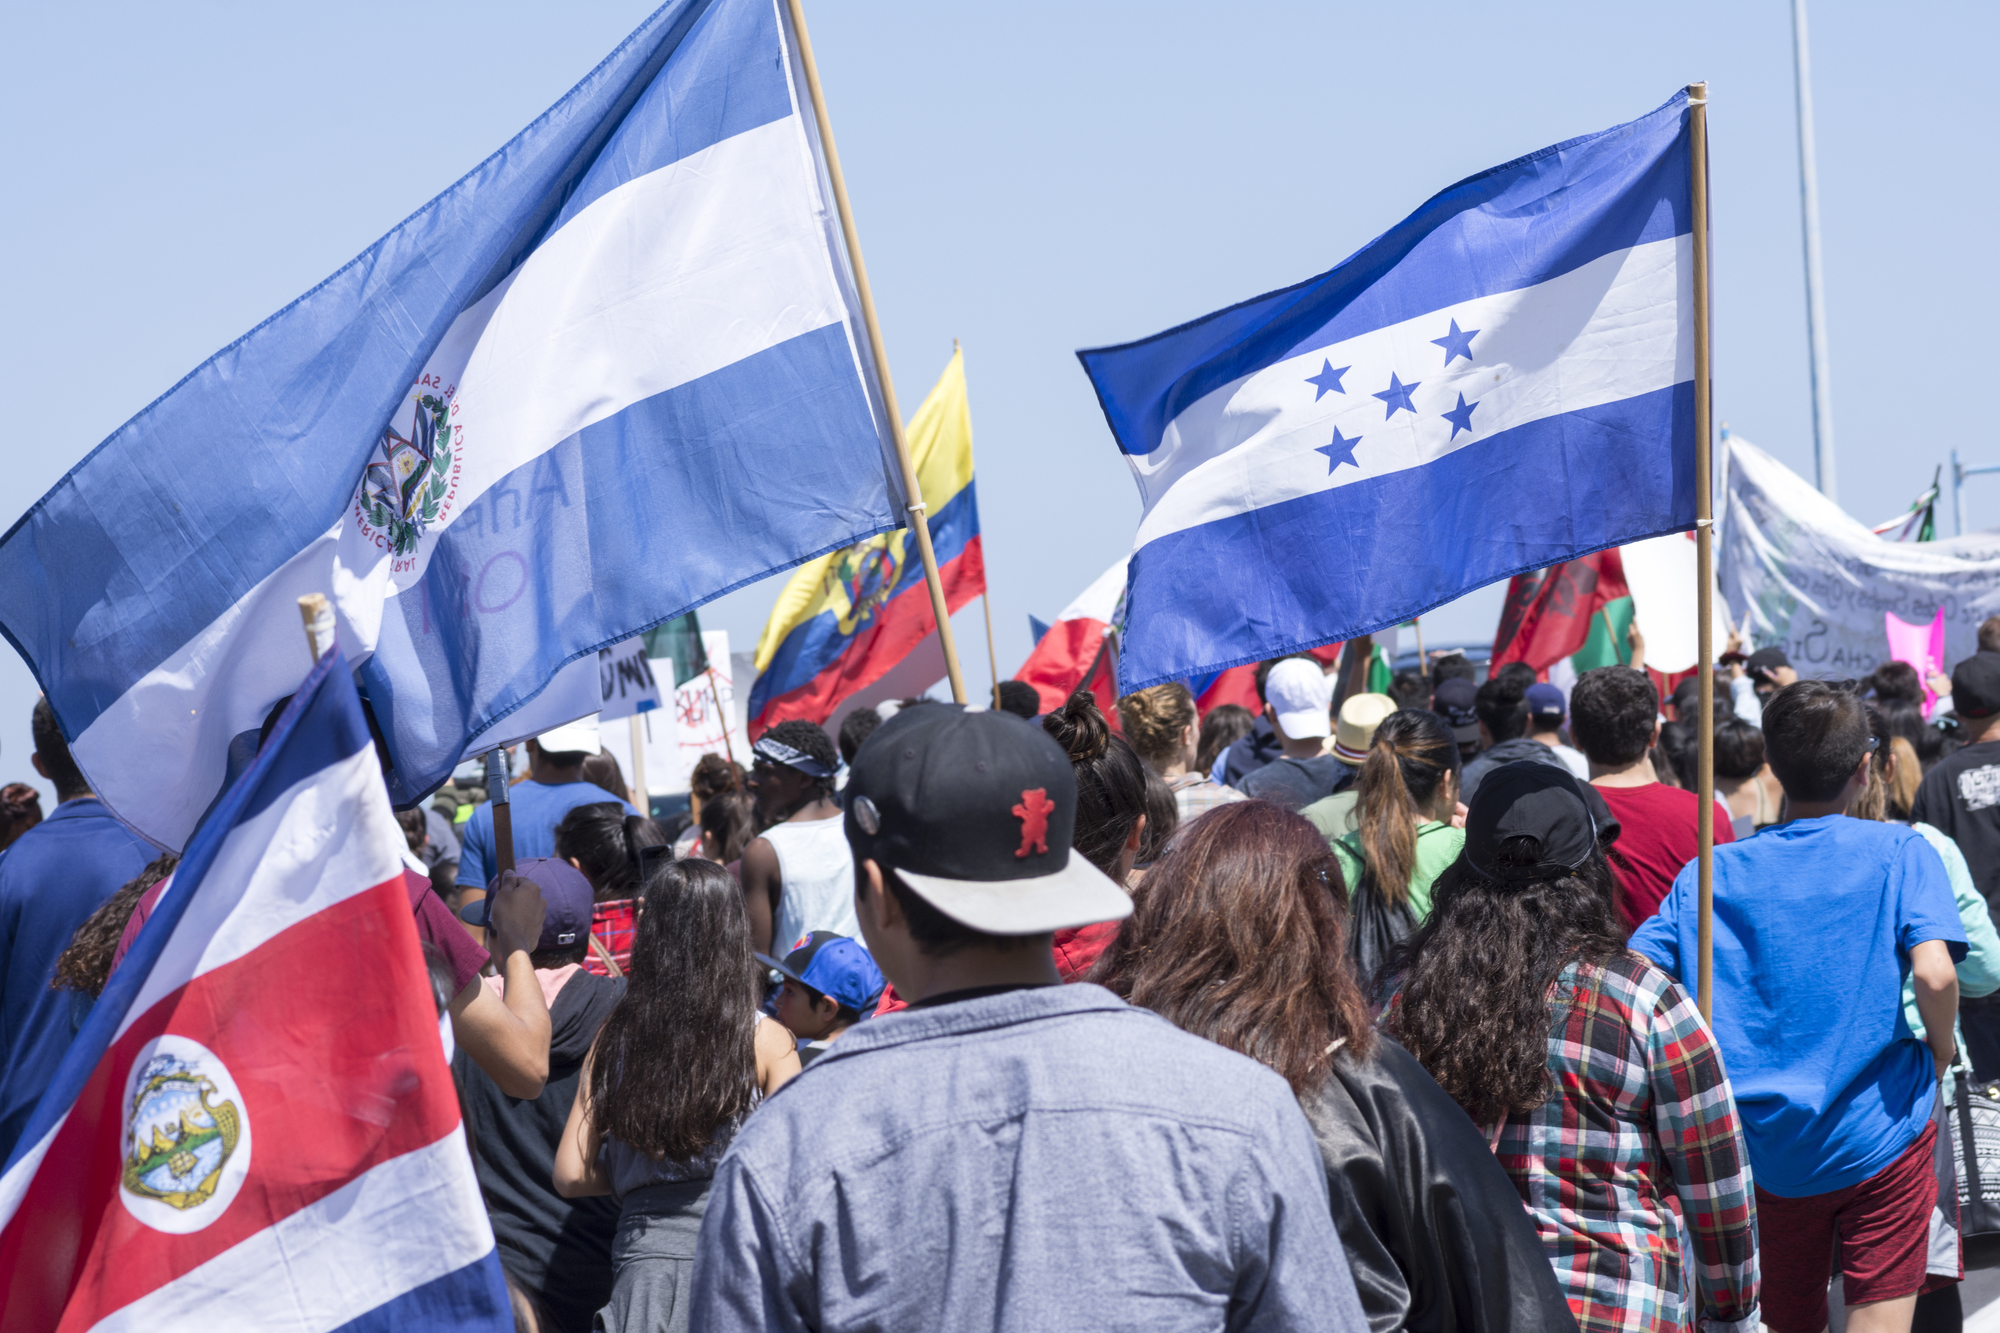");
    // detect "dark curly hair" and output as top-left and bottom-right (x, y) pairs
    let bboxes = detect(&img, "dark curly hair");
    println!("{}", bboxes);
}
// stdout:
(587, 857), (760, 1161)
(1095, 801), (1374, 1094)
(53, 853), (180, 997)
(1569, 665), (1659, 767)
(1386, 837), (1630, 1125)
(759, 719), (839, 796)
(1042, 691), (1148, 876)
